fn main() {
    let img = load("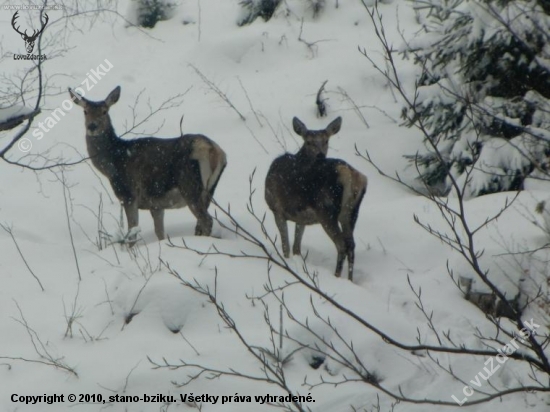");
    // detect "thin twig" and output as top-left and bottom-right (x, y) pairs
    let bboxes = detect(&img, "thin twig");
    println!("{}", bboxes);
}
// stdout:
(189, 64), (246, 121)
(0, 224), (44, 291)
